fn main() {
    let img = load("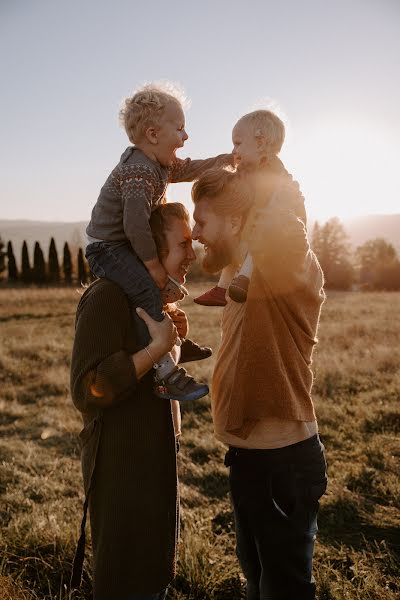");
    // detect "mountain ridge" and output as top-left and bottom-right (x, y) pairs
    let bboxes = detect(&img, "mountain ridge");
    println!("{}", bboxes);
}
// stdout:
(1, 214), (399, 260)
